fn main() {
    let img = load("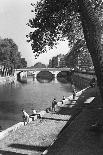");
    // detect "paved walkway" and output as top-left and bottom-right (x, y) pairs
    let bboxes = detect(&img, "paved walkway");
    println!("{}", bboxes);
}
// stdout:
(0, 112), (71, 155)
(44, 86), (103, 155)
